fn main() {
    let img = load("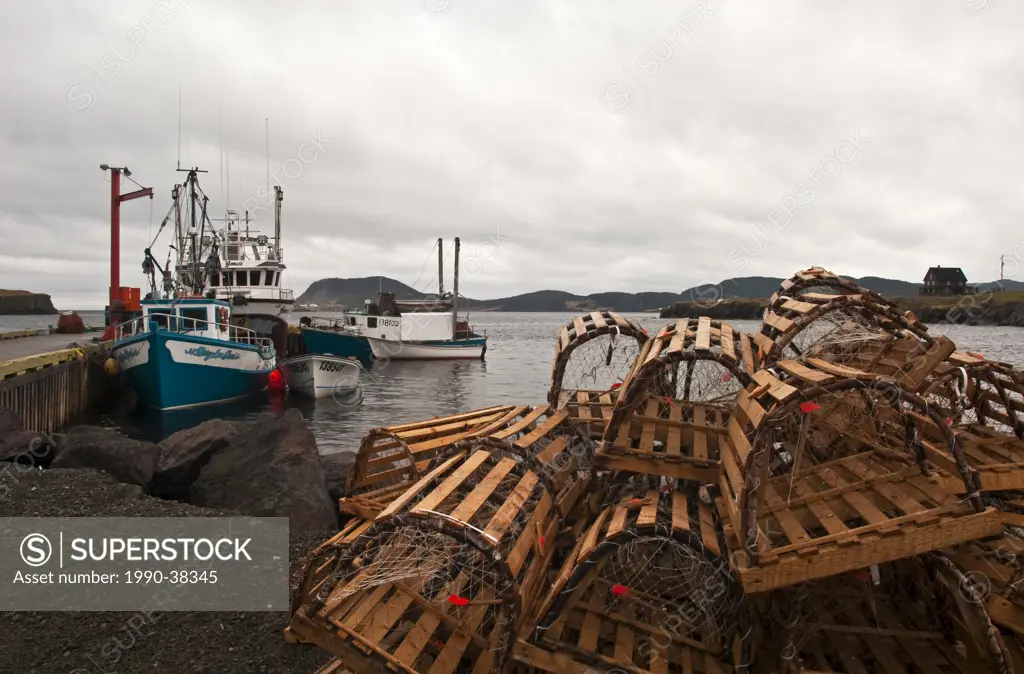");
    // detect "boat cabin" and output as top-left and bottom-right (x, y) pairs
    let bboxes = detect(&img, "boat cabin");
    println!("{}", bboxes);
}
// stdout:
(140, 298), (231, 340)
